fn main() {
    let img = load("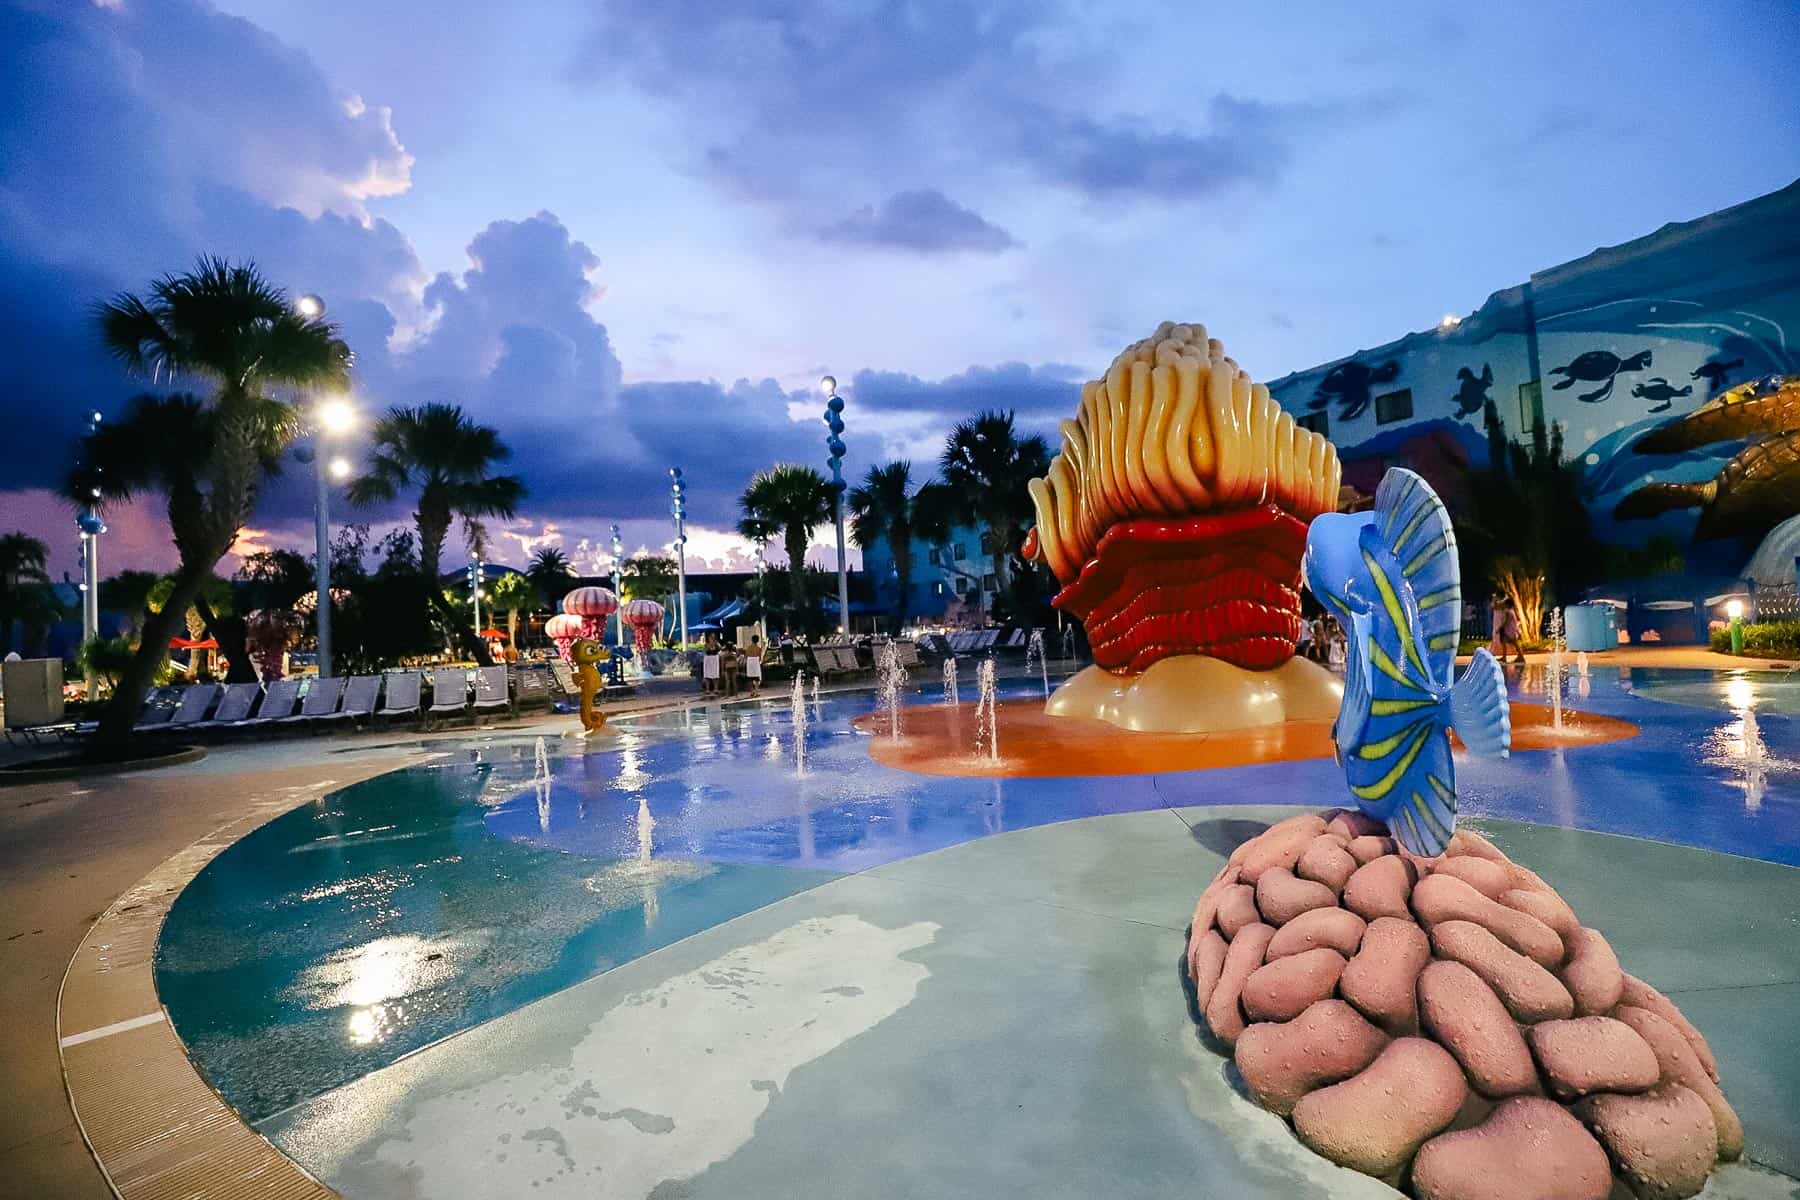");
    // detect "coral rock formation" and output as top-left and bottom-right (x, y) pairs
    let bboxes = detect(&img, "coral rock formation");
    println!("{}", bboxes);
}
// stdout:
(1185, 811), (1741, 1199)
